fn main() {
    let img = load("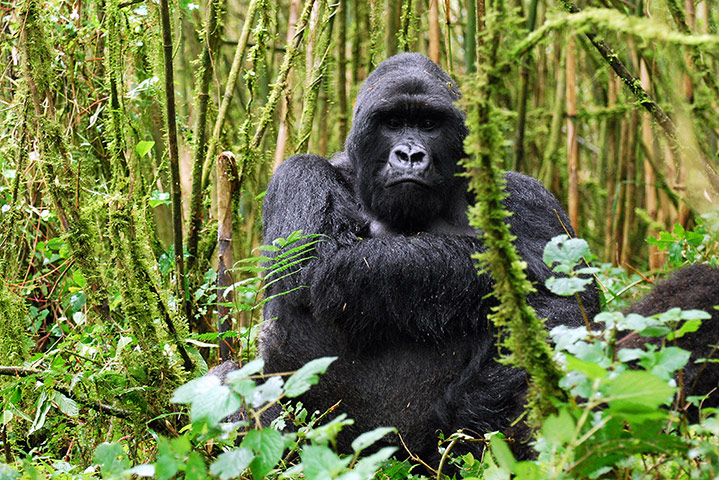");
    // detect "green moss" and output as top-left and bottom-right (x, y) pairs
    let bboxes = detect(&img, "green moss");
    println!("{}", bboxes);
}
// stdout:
(0, 284), (30, 364)
(461, 0), (565, 425)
